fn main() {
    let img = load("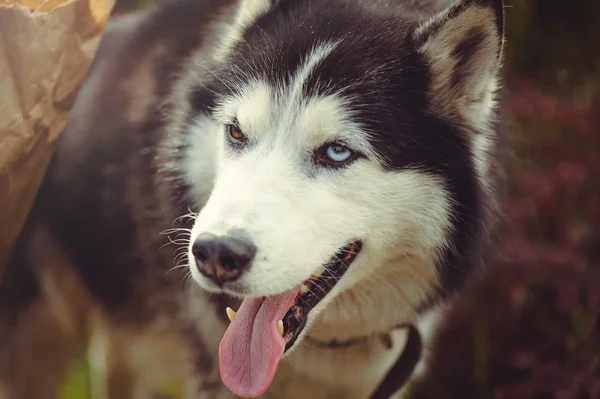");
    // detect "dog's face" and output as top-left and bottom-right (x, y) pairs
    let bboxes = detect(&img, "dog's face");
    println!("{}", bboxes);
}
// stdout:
(183, 0), (504, 357)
